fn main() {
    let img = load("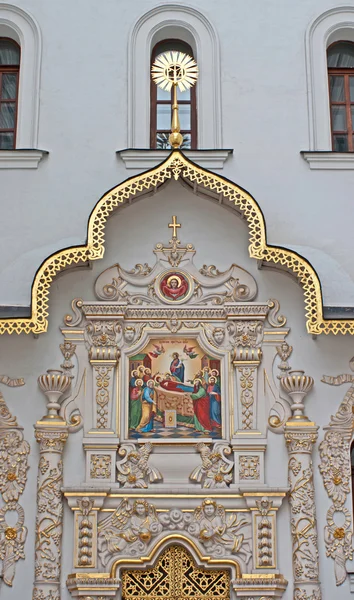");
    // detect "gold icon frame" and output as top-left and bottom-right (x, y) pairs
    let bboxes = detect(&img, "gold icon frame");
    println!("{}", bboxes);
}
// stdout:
(0, 150), (351, 335)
